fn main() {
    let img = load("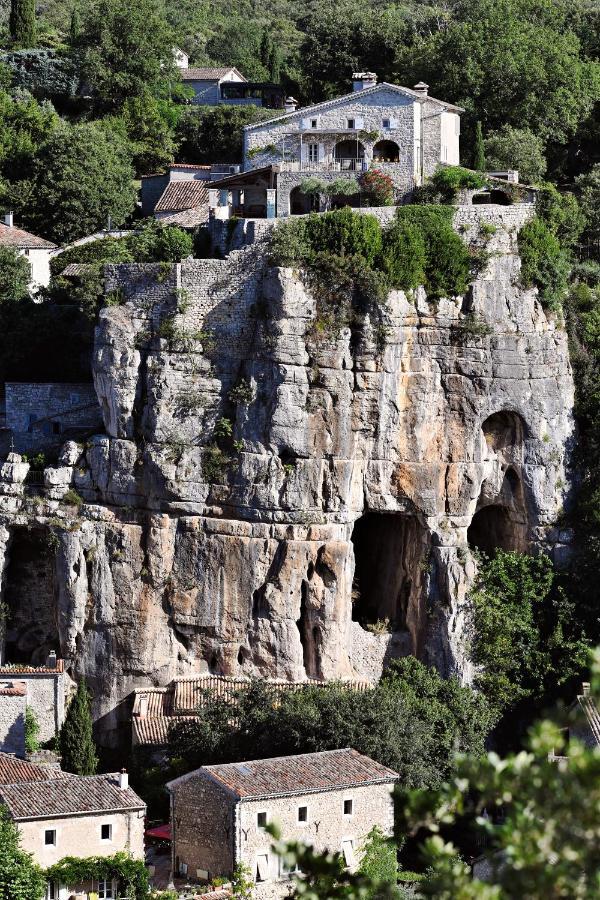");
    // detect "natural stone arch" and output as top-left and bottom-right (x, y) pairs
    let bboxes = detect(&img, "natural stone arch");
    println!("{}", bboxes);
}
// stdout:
(467, 503), (527, 556)
(350, 512), (430, 633)
(482, 410), (527, 453)
(372, 140), (400, 163)
(334, 139), (365, 171)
